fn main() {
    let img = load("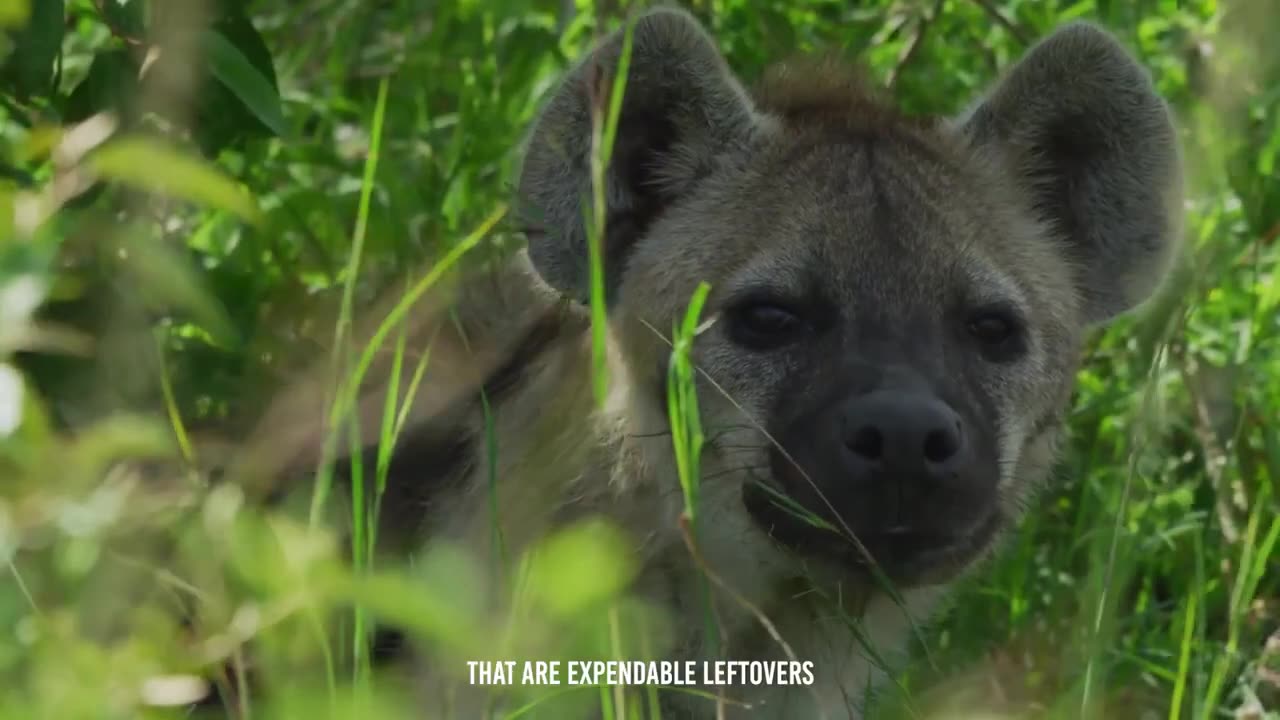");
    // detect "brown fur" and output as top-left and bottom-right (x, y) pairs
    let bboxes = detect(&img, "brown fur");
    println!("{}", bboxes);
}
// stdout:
(754, 54), (917, 132)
